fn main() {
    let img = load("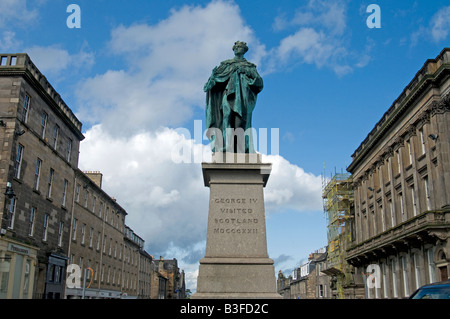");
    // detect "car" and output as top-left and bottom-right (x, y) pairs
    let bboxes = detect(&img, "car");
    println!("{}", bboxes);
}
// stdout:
(409, 280), (450, 299)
